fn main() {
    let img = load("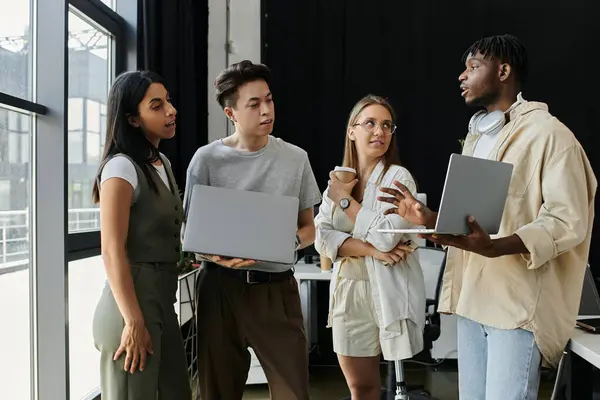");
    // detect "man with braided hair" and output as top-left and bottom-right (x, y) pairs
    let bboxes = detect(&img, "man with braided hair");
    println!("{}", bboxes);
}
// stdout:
(378, 34), (597, 399)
